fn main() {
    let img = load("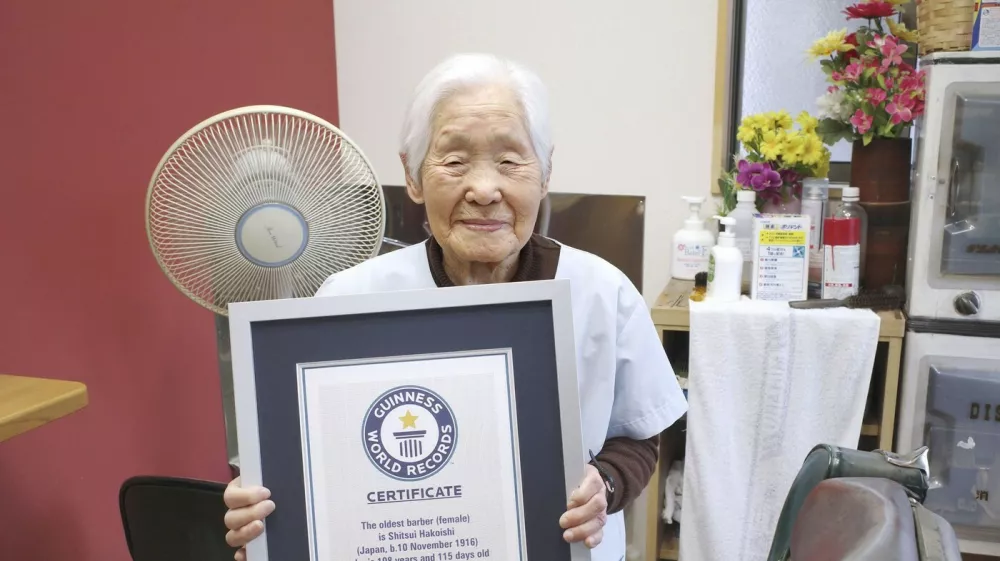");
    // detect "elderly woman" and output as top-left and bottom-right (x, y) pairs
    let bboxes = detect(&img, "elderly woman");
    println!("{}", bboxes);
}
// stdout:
(223, 53), (686, 561)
